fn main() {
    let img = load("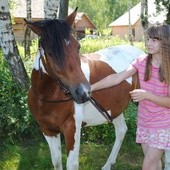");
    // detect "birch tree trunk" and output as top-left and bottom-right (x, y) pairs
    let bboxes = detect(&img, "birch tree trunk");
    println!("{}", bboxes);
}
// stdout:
(58, 0), (69, 19)
(44, 0), (60, 19)
(140, 0), (148, 30)
(128, 0), (133, 45)
(44, 0), (69, 19)
(0, 0), (29, 89)
(24, 0), (31, 59)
